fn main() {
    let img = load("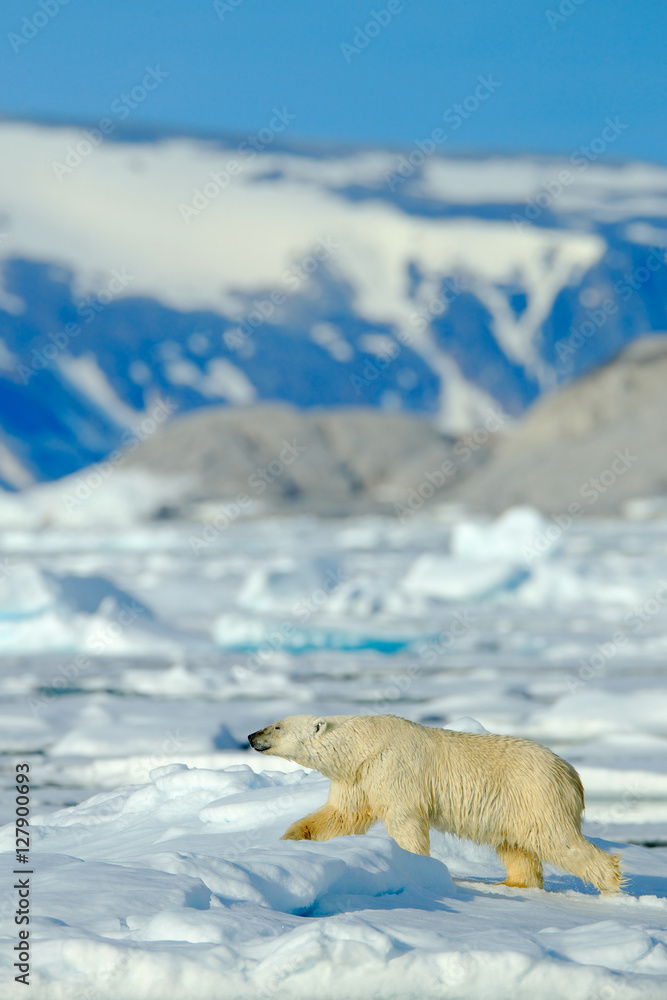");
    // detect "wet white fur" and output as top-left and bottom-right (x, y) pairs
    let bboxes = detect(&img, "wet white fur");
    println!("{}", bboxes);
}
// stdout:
(252, 713), (623, 894)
